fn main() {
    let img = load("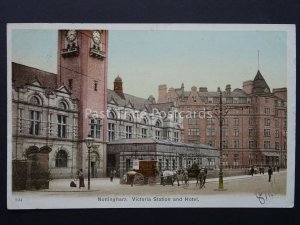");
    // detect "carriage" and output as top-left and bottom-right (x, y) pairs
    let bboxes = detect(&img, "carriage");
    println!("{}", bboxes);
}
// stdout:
(161, 167), (207, 188)
(127, 160), (158, 185)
